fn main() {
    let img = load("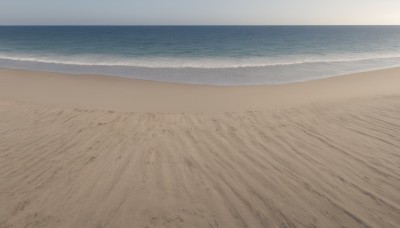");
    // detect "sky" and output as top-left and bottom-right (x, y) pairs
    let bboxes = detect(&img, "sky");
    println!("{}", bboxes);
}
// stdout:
(1, 0), (400, 25)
